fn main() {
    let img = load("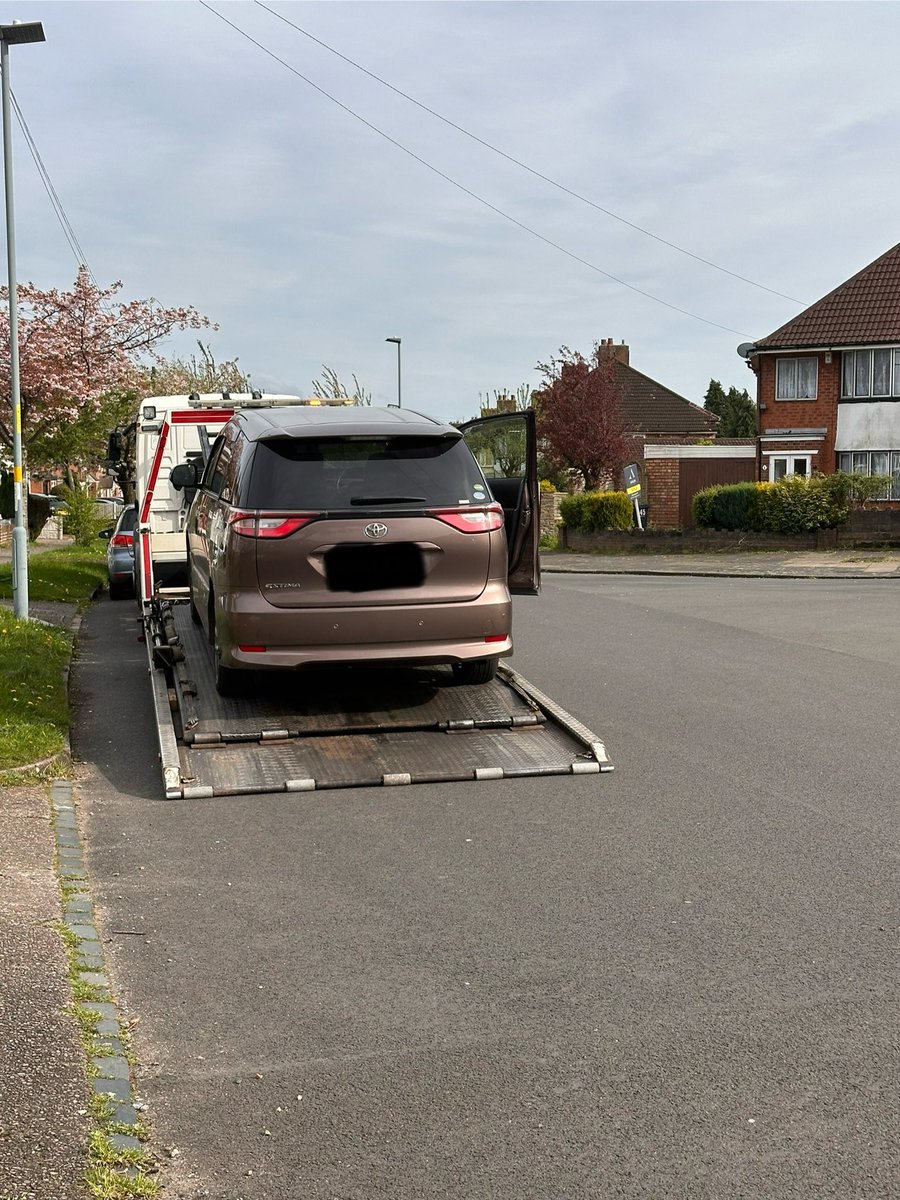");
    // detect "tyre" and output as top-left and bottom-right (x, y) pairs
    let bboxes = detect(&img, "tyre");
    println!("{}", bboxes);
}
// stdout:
(189, 590), (202, 626)
(108, 579), (129, 601)
(213, 608), (244, 697)
(453, 656), (499, 685)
